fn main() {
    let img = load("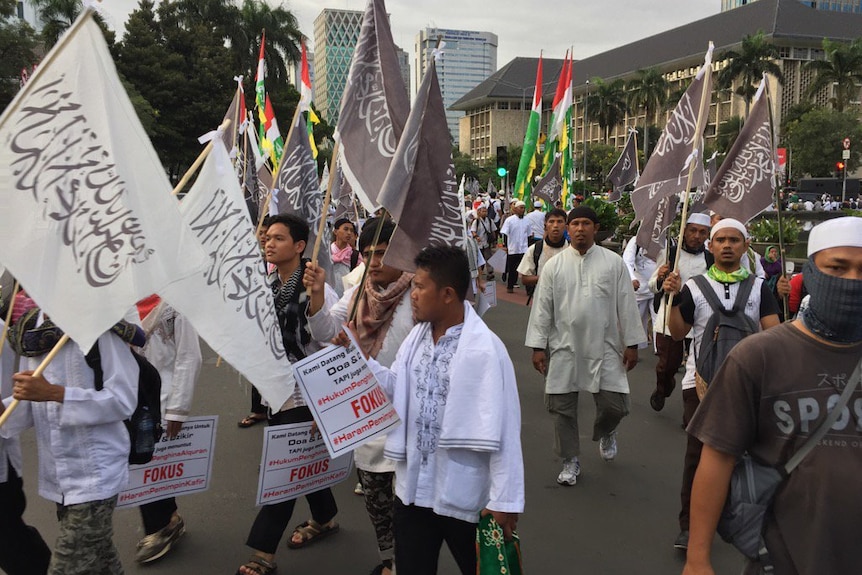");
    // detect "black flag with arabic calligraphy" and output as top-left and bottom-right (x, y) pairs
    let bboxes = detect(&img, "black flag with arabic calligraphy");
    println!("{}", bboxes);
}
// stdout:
(607, 130), (639, 202)
(533, 155), (562, 205)
(630, 45), (713, 221)
(703, 83), (775, 223)
(636, 194), (680, 261)
(377, 58), (463, 273)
